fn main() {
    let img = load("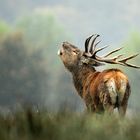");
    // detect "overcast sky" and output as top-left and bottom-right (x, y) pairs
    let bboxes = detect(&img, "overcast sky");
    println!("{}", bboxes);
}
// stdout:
(1, 0), (140, 47)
